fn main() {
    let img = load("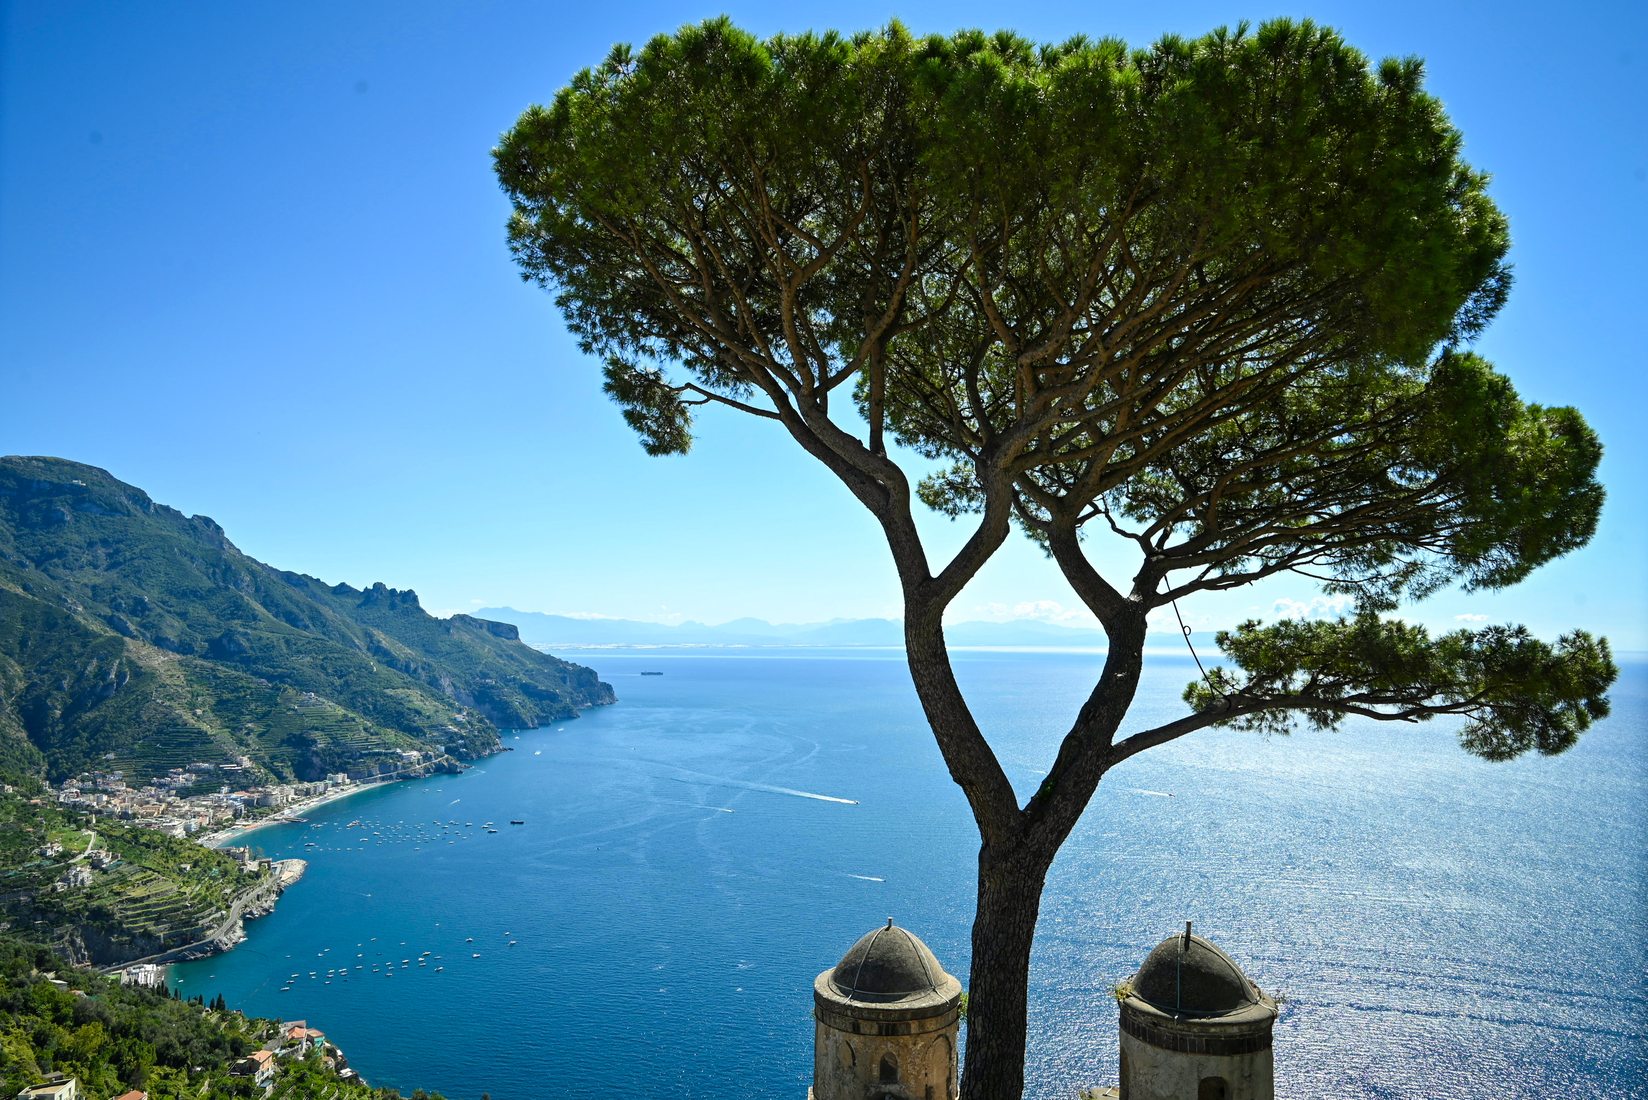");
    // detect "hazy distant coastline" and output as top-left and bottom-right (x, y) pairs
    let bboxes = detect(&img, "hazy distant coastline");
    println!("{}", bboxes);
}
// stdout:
(477, 606), (1190, 650)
